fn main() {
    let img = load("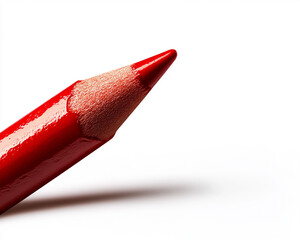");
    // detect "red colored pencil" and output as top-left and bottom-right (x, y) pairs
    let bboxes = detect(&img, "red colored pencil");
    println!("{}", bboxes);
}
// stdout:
(0, 49), (177, 214)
